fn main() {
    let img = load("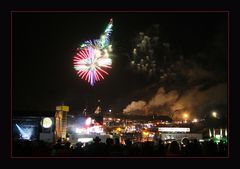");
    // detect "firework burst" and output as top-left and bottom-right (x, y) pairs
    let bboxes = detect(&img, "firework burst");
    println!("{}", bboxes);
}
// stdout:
(73, 19), (113, 86)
